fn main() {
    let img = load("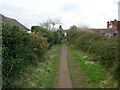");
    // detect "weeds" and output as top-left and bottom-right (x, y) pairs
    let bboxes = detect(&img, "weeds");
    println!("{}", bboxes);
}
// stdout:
(69, 46), (117, 88)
